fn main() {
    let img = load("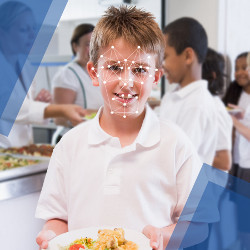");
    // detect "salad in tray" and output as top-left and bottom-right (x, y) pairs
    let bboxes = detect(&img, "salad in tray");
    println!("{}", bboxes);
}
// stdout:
(0, 154), (39, 171)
